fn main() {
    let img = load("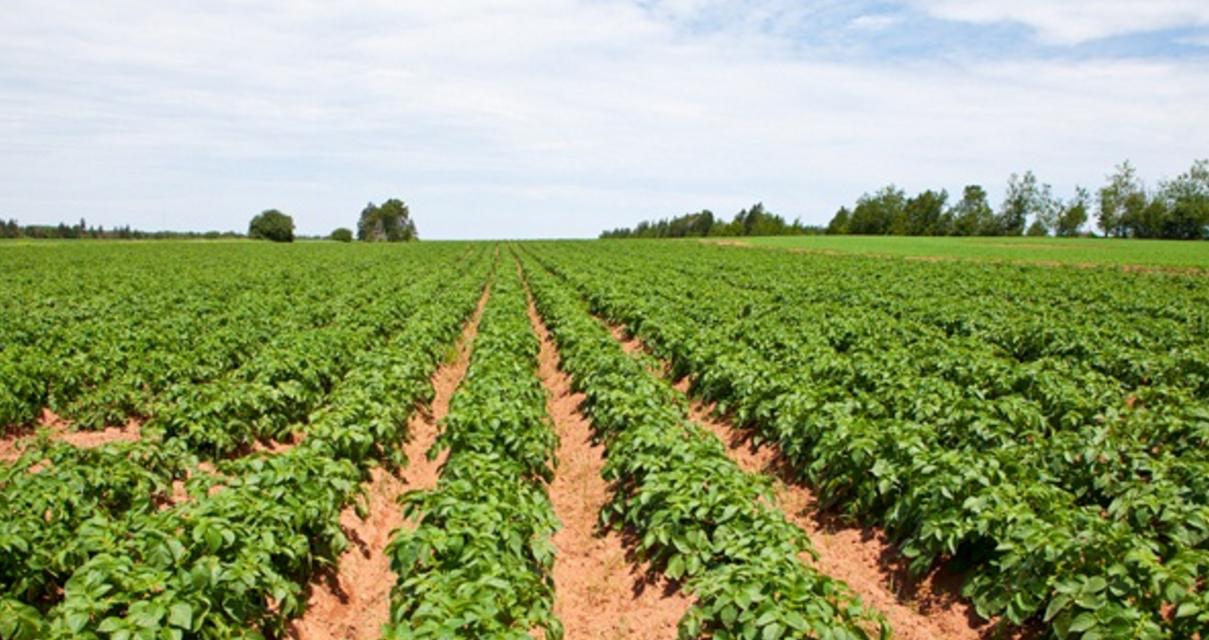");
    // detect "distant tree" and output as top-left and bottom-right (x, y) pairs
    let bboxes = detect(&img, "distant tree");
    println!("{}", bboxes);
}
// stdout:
(949, 185), (995, 236)
(248, 209), (295, 242)
(1055, 187), (1090, 237)
(358, 199), (417, 242)
(1033, 183), (1061, 236)
(1025, 219), (1048, 236)
(330, 227), (354, 242)
(602, 204), (808, 238)
(1098, 161), (1142, 237)
(826, 207), (851, 235)
(902, 189), (949, 236)
(848, 185), (906, 235)
(995, 171), (1044, 236)
(1156, 159), (1209, 239)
